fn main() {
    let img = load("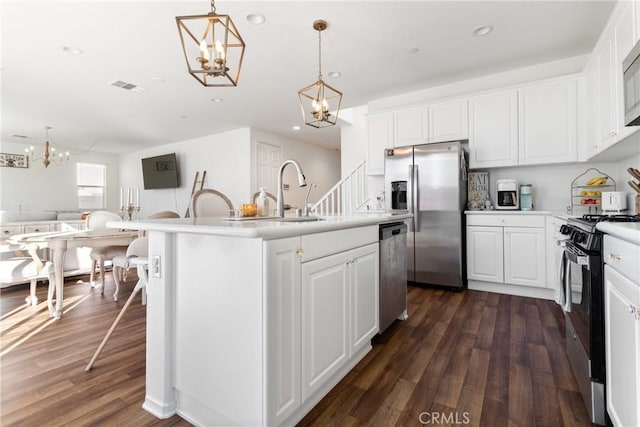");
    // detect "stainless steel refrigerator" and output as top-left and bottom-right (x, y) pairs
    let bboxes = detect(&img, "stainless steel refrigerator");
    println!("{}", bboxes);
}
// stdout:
(384, 141), (467, 289)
